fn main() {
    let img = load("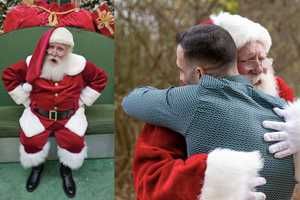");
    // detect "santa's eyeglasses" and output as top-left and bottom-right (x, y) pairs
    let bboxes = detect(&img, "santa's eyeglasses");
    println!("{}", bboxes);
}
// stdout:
(239, 58), (273, 69)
